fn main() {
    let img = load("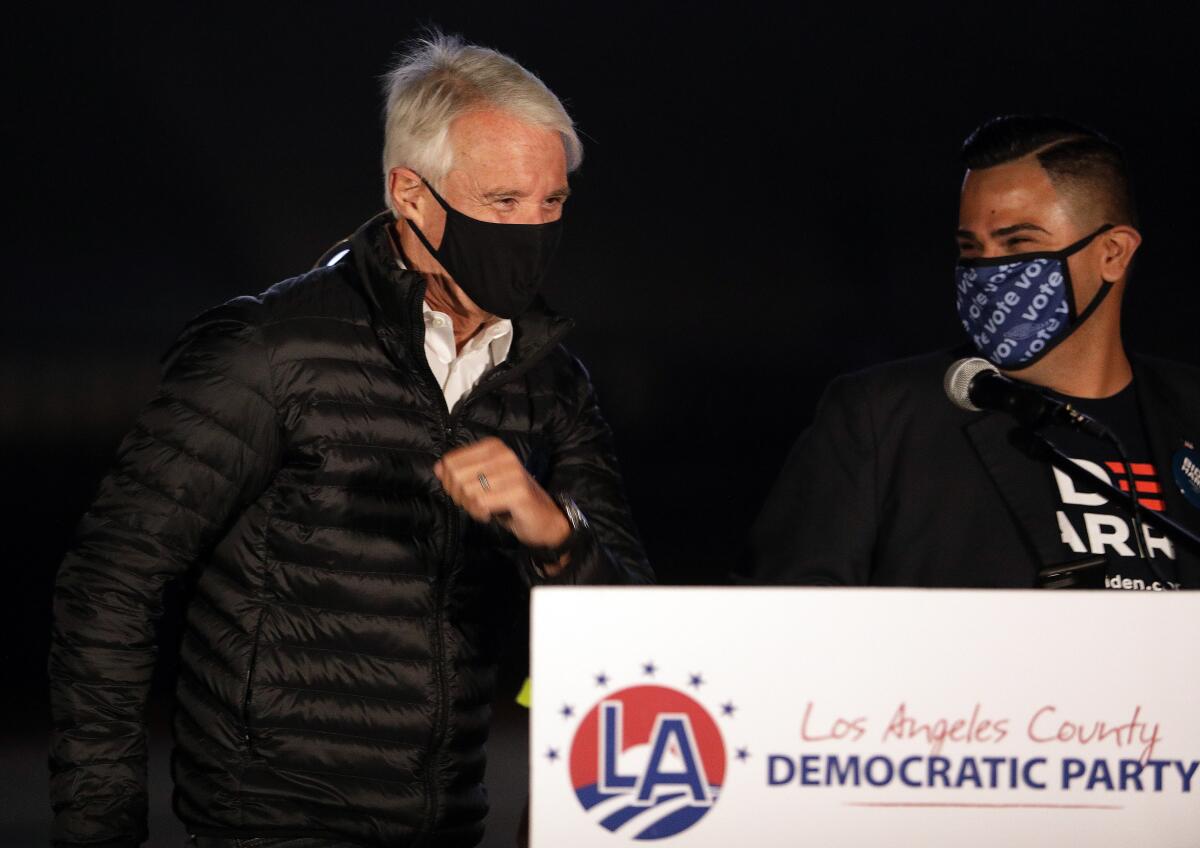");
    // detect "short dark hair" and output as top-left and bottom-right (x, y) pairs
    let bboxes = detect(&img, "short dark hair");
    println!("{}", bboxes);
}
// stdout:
(961, 115), (1137, 227)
